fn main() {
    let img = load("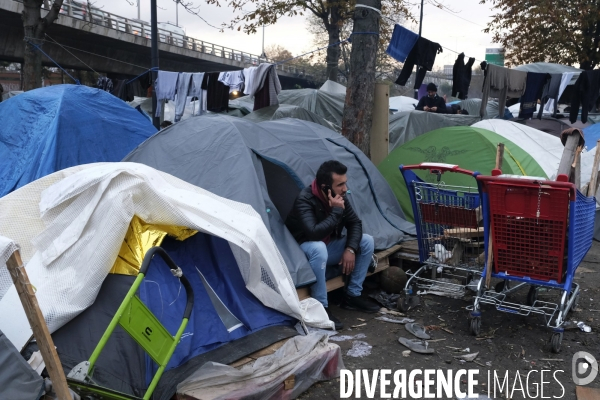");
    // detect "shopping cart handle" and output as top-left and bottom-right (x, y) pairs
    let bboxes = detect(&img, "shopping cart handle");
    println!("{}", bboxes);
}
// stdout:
(400, 163), (477, 177)
(139, 246), (194, 319)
